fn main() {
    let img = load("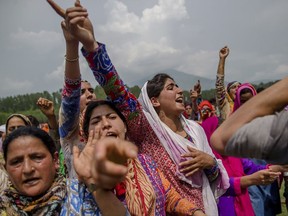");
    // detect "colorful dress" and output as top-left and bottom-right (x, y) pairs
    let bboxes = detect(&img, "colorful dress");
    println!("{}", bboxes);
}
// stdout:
(202, 116), (267, 216)
(0, 176), (104, 216)
(82, 43), (229, 215)
(58, 71), (200, 215)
